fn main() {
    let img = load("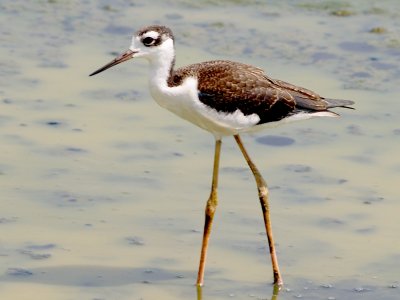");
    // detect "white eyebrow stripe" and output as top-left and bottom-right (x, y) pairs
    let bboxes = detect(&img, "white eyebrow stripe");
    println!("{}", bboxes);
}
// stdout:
(142, 31), (160, 39)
